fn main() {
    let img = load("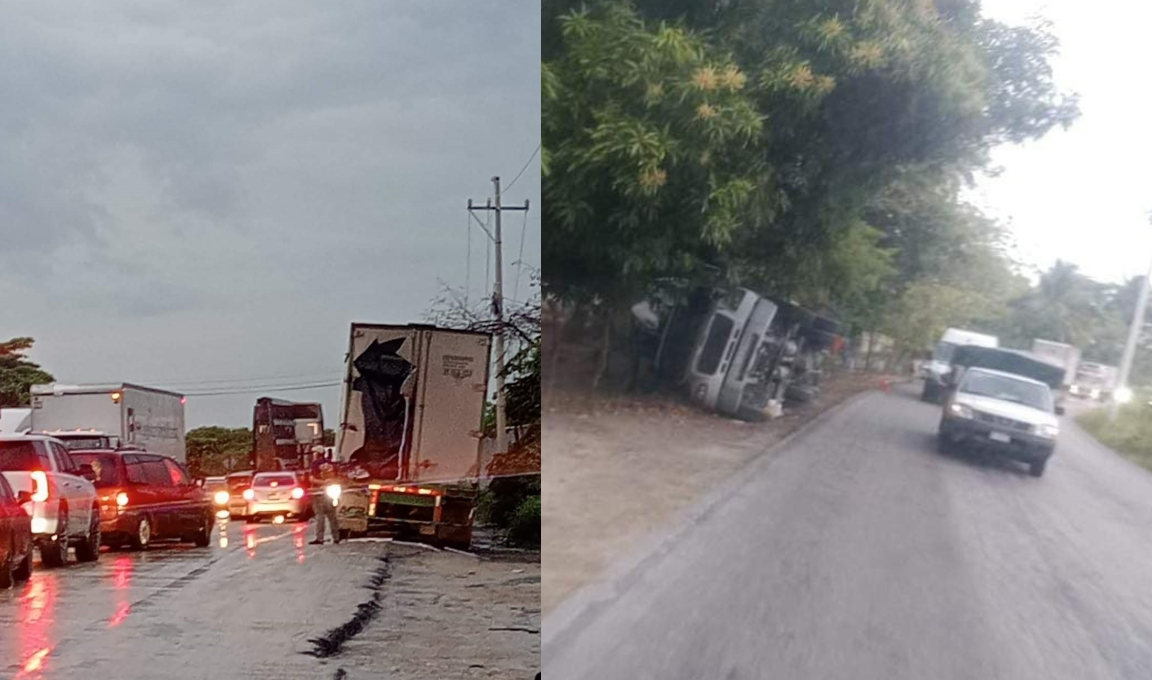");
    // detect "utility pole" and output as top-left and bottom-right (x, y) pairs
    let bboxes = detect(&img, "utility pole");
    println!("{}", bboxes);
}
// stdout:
(468, 177), (529, 455)
(1111, 248), (1152, 420)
